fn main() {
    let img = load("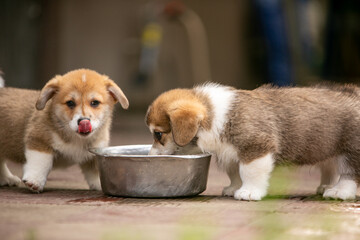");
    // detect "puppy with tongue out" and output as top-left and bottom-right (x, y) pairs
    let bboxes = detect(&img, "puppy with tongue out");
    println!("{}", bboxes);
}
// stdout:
(0, 69), (129, 192)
